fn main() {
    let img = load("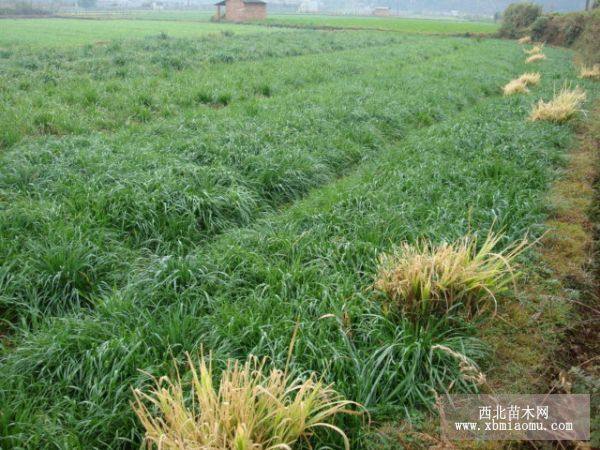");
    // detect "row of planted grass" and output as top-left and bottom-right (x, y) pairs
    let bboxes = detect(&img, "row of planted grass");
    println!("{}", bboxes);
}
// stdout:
(0, 35), (515, 327)
(2, 40), (596, 447)
(93, 46), (599, 448)
(132, 89), (597, 447)
(0, 30), (420, 148)
(0, 18), (273, 49)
